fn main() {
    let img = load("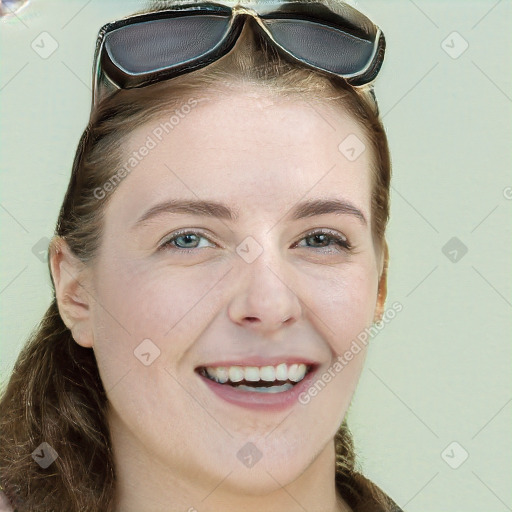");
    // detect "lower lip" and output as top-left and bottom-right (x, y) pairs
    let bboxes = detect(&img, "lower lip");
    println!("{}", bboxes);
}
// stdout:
(197, 367), (318, 412)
